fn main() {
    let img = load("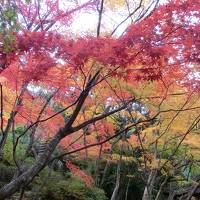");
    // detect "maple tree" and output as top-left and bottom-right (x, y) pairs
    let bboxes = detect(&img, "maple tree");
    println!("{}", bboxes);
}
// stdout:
(0, 0), (200, 199)
(125, 82), (200, 200)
